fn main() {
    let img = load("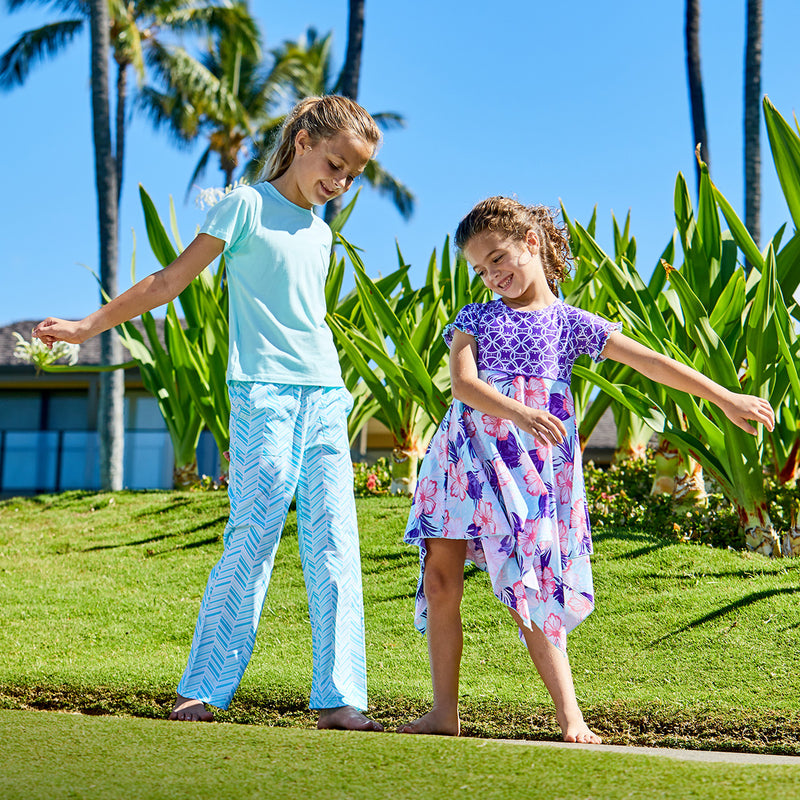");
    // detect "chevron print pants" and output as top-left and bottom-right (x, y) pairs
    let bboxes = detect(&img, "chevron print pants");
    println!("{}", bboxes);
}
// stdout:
(176, 381), (368, 711)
